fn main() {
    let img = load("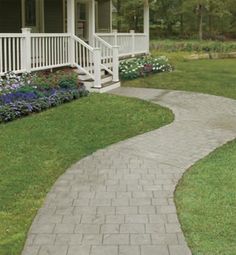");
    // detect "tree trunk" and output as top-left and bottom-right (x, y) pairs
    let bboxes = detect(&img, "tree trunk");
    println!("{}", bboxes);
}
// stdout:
(198, 4), (203, 40)
(209, 15), (212, 38)
(117, 0), (121, 31)
(180, 14), (184, 36)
